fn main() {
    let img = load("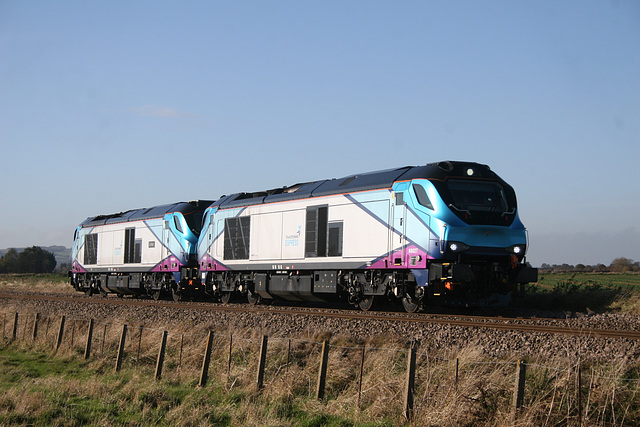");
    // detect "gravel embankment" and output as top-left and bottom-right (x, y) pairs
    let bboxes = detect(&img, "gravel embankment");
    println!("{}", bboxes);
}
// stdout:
(1, 290), (639, 363)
